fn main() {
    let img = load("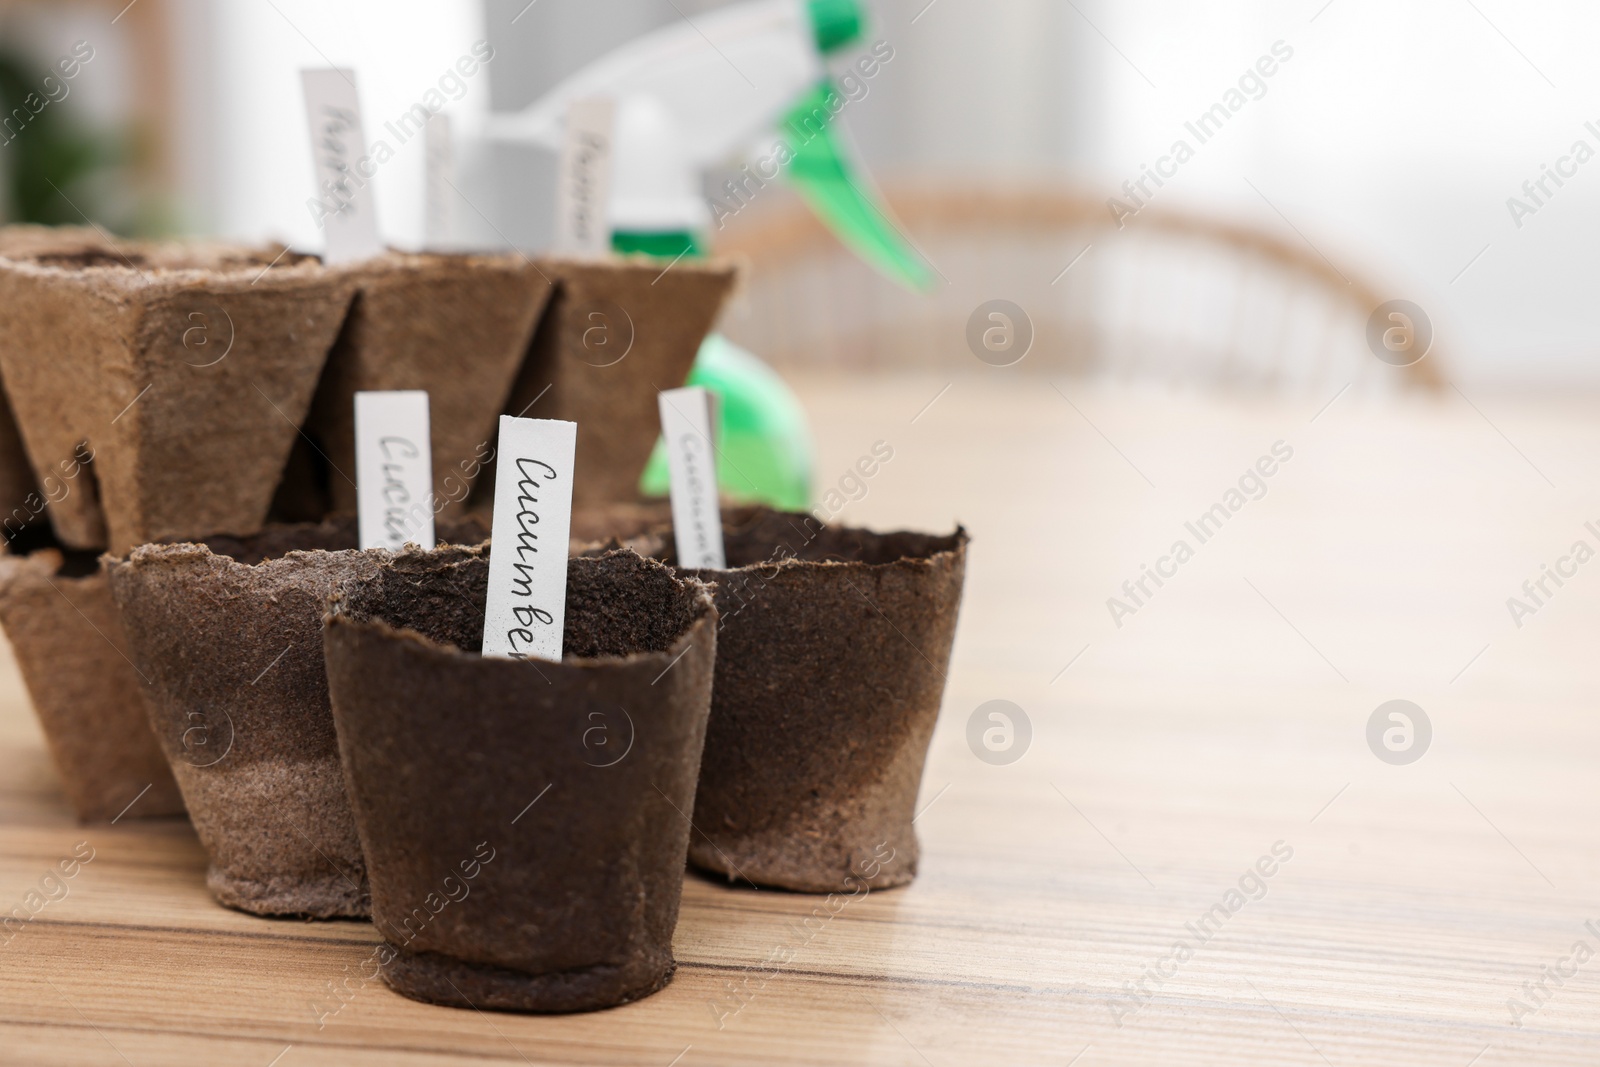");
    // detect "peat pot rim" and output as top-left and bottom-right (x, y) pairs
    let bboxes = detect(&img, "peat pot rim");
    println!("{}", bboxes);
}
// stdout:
(103, 542), (373, 590)
(534, 252), (740, 279)
(0, 239), (325, 288)
(331, 249), (545, 276)
(324, 548), (717, 675)
(0, 242), (539, 294)
(101, 519), (489, 575)
(677, 509), (969, 580)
